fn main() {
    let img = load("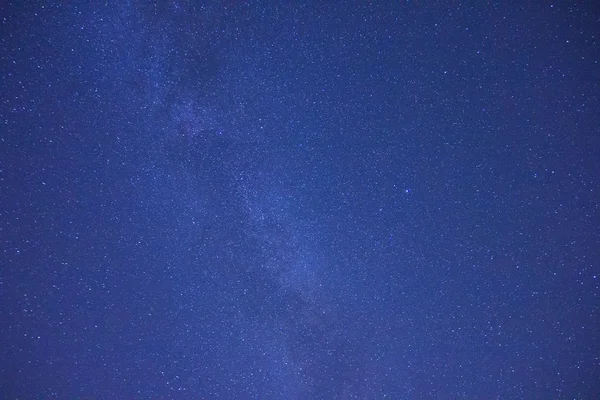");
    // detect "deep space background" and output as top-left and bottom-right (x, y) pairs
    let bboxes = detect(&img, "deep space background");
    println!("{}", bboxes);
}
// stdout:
(1, 2), (599, 398)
